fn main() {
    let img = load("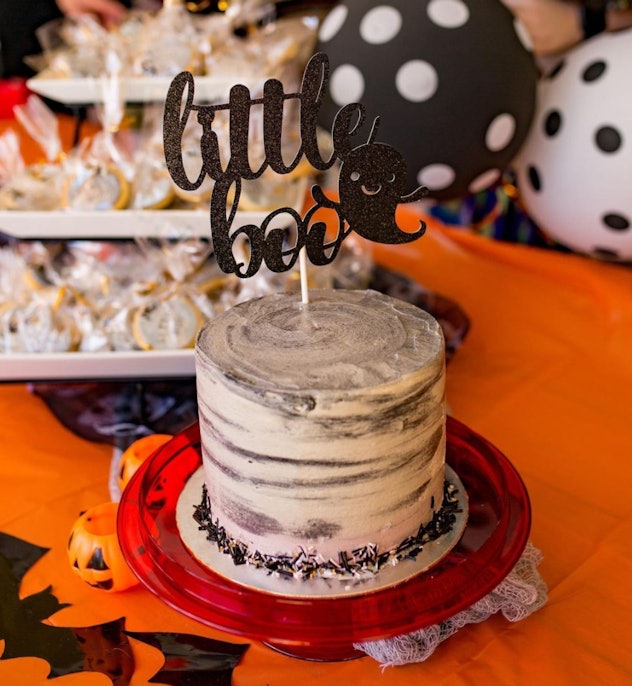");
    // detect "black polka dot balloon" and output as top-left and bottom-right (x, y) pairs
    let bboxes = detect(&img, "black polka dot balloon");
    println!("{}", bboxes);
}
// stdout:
(317, 0), (538, 201)
(513, 30), (632, 261)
